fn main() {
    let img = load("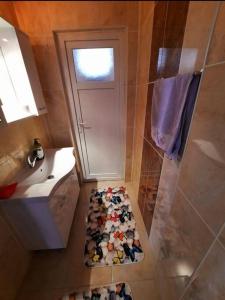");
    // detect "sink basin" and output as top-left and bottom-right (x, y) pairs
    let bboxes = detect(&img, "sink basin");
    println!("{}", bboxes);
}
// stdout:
(10, 147), (76, 200)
